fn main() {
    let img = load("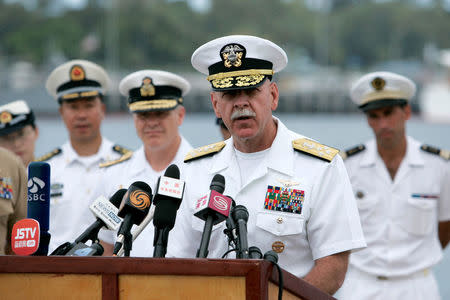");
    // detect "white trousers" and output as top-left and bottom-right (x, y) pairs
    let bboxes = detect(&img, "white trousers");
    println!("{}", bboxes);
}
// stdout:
(334, 265), (441, 300)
